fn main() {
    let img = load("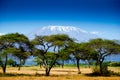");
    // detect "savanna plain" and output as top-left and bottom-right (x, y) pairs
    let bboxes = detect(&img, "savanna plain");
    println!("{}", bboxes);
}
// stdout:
(0, 66), (120, 80)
